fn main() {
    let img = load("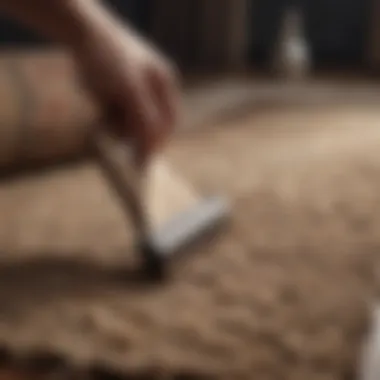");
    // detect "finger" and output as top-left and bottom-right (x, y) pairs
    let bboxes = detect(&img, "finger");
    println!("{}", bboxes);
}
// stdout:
(124, 84), (161, 167)
(148, 64), (181, 146)
(103, 91), (159, 166)
(102, 102), (133, 140)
